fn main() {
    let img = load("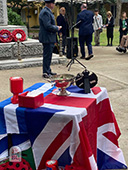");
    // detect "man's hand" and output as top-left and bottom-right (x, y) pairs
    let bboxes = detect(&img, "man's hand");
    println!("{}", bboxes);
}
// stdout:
(122, 28), (126, 31)
(59, 32), (62, 36)
(57, 26), (62, 31)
